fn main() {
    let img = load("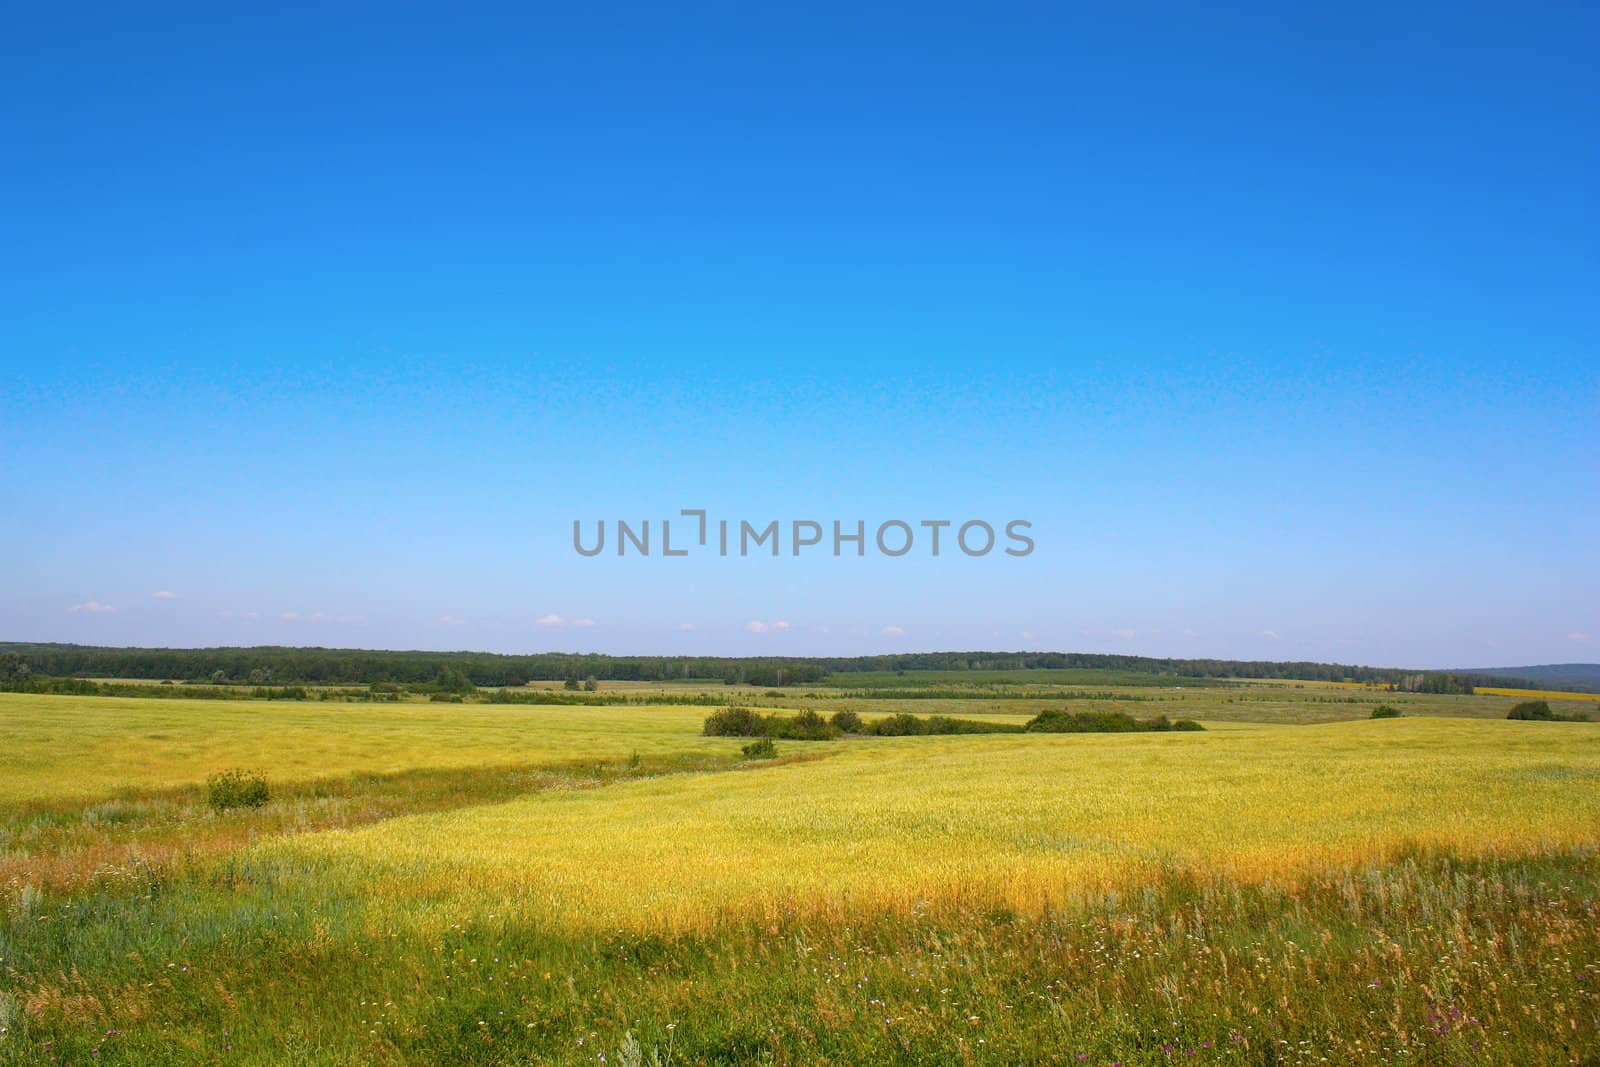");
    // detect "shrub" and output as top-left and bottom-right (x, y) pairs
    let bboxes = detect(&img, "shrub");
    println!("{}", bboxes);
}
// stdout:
(206, 769), (269, 811)
(1507, 700), (1591, 723)
(923, 715), (1026, 735)
(1027, 710), (1138, 733)
(704, 706), (769, 737)
(770, 709), (838, 740)
(741, 738), (777, 760)
(1370, 705), (1402, 719)
(1025, 710), (1204, 733)
(869, 713), (929, 736)
(829, 709), (863, 733)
